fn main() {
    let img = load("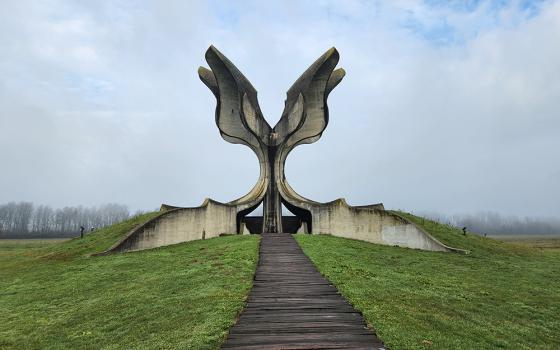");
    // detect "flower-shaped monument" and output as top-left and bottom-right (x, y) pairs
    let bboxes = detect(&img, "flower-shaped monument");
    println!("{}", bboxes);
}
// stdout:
(102, 46), (465, 254)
